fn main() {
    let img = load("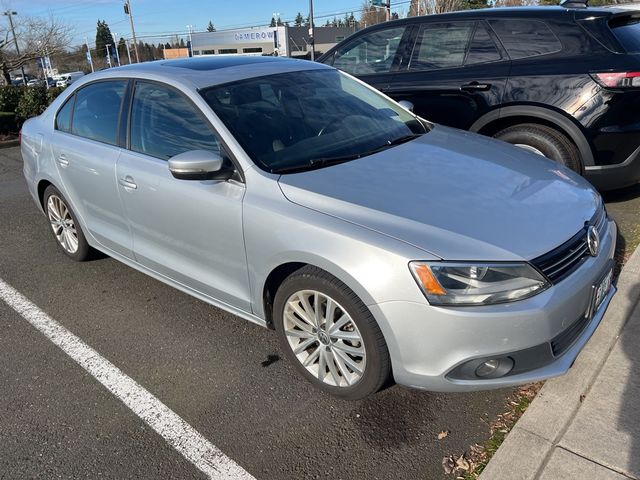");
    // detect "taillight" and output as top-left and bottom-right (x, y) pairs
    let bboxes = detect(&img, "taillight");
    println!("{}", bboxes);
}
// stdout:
(591, 72), (640, 88)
